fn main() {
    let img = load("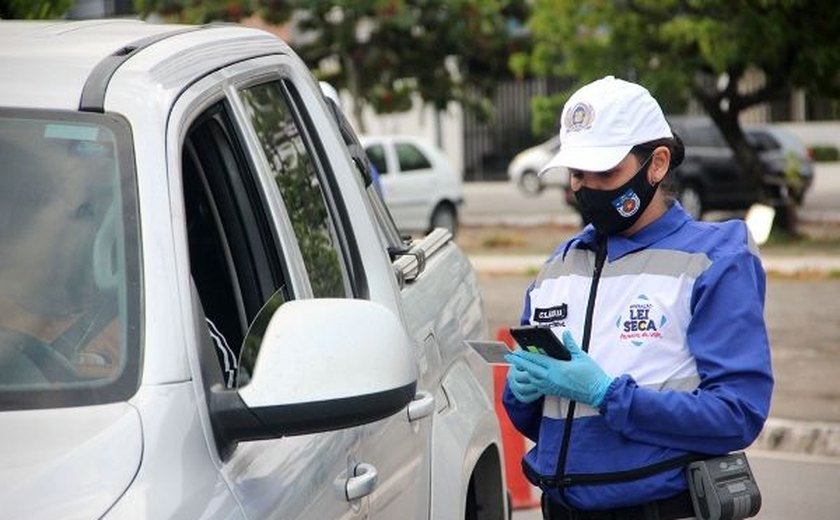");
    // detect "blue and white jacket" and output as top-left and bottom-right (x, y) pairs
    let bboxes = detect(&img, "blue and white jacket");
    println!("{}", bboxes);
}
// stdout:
(503, 203), (773, 510)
